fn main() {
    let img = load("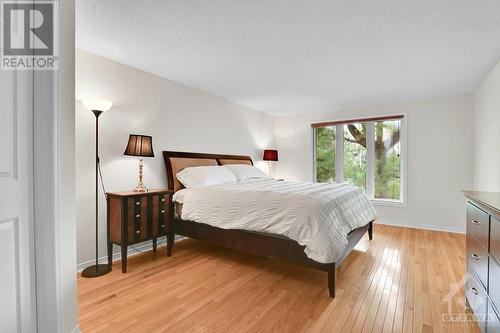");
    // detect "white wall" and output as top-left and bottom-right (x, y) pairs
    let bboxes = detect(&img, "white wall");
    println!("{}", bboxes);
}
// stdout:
(76, 49), (274, 267)
(274, 95), (474, 233)
(473, 61), (500, 191)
